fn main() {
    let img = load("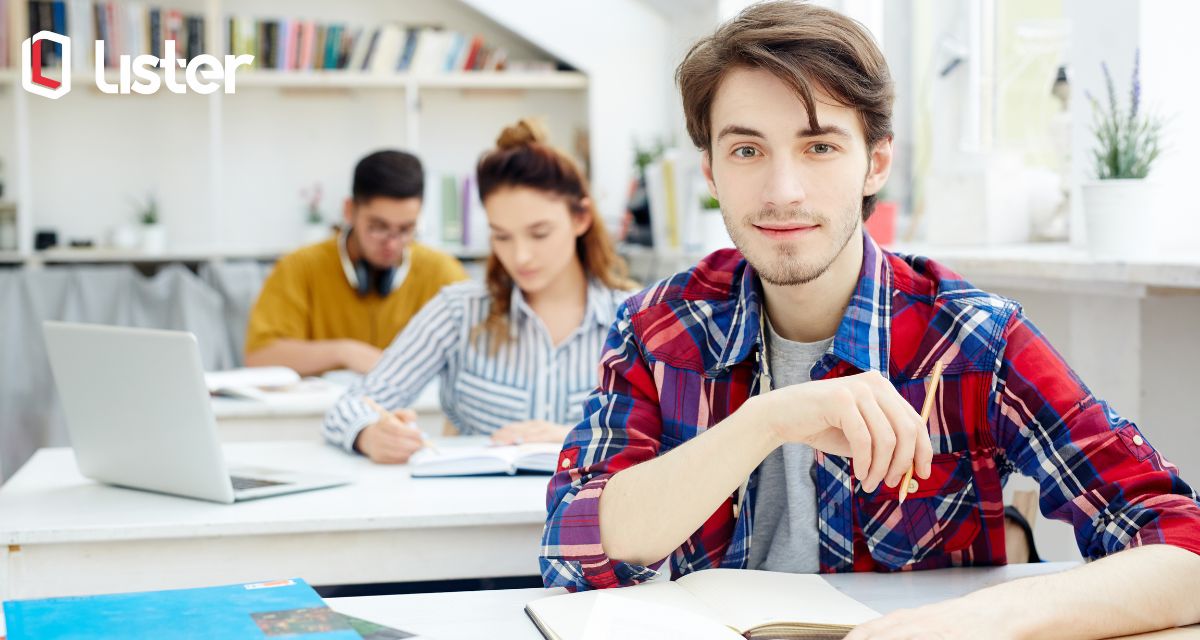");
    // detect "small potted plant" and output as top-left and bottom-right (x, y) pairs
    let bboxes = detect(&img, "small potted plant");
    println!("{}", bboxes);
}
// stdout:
(301, 182), (329, 244)
(1082, 50), (1163, 259)
(137, 194), (166, 254)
